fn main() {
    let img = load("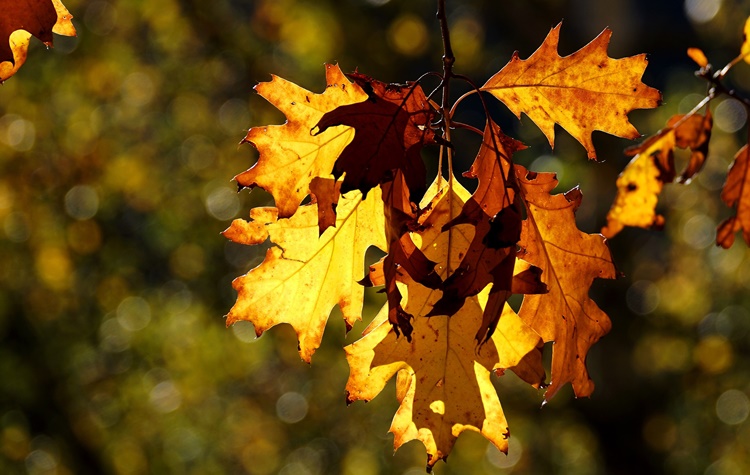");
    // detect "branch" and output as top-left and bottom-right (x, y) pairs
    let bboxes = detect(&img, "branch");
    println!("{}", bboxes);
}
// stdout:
(696, 64), (750, 109)
(437, 0), (455, 82)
